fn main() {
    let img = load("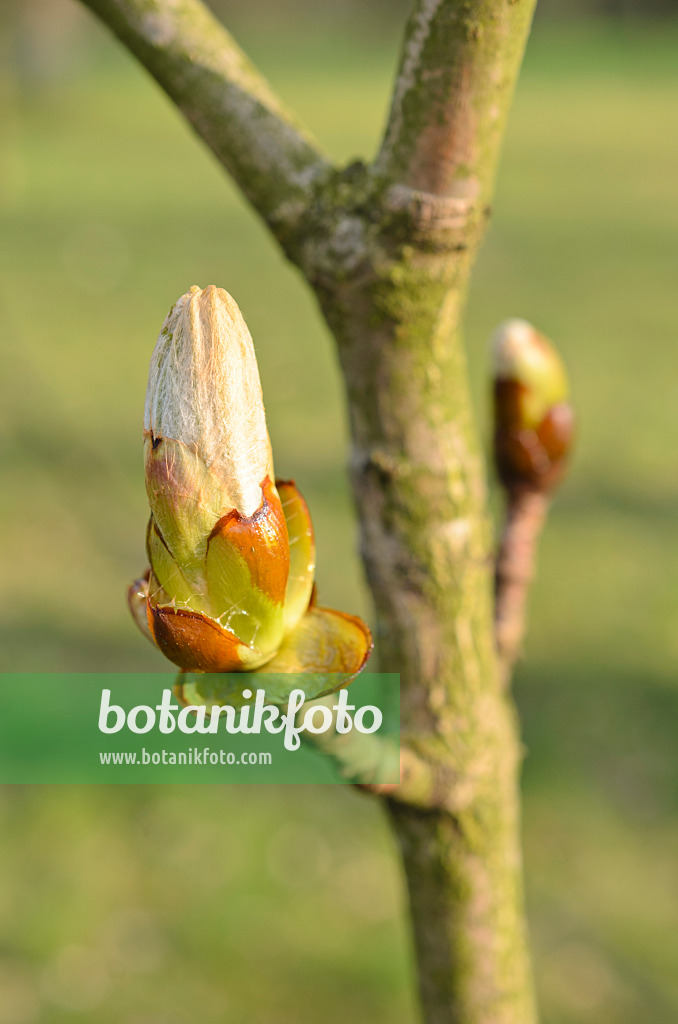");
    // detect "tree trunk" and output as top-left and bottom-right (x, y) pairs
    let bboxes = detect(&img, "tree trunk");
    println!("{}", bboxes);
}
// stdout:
(293, 185), (537, 1020)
